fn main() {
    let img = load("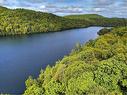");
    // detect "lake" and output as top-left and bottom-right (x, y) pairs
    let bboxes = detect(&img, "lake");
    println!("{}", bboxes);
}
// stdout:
(0, 27), (103, 94)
